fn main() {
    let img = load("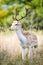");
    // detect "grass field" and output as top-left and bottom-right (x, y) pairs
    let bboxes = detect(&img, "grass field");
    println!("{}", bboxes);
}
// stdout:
(0, 31), (43, 65)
